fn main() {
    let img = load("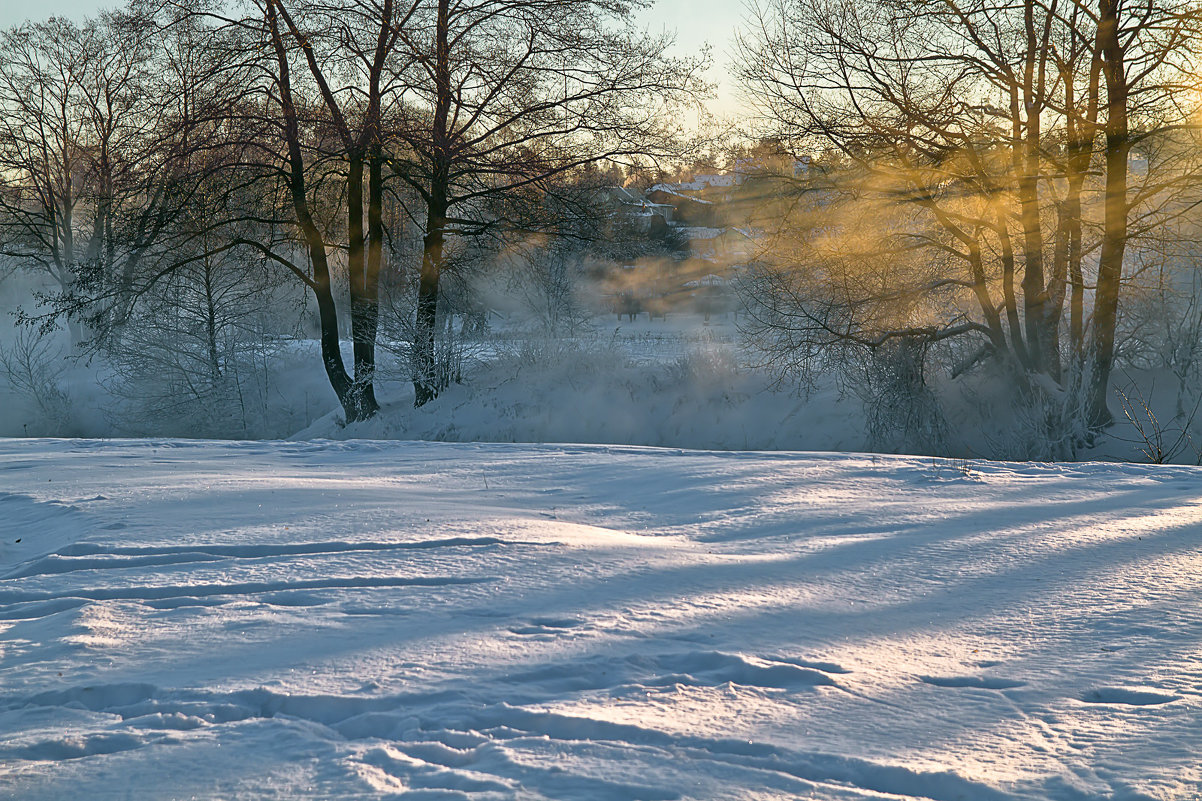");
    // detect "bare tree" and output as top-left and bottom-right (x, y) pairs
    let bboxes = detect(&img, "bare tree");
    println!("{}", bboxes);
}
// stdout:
(164, 0), (413, 423)
(0, 9), (256, 348)
(389, 0), (704, 405)
(0, 16), (111, 343)
(738, 0), (1202, 432)
(0, 0), (704, 424)
(244, 0), (413, 421)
